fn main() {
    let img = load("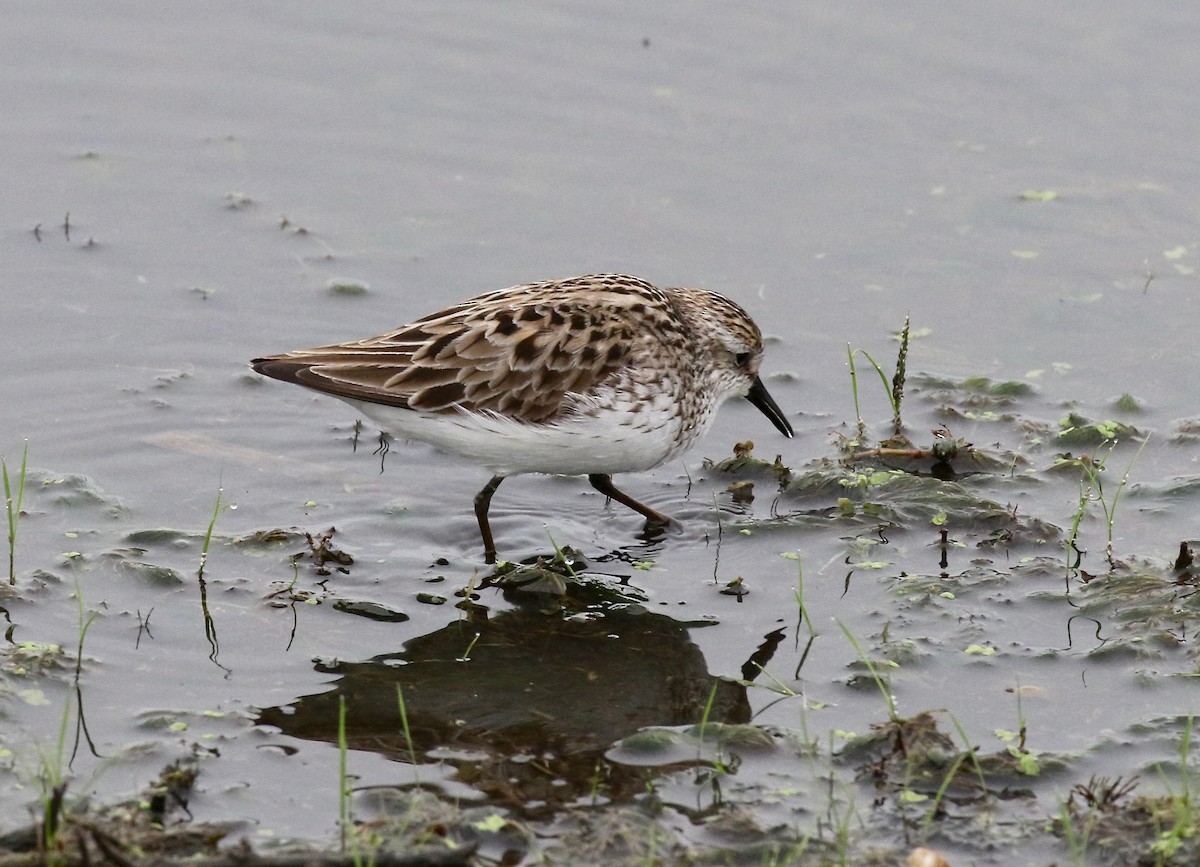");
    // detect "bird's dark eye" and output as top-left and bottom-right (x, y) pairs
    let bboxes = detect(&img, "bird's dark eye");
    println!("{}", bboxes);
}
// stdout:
(734, 351), (752, 367)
